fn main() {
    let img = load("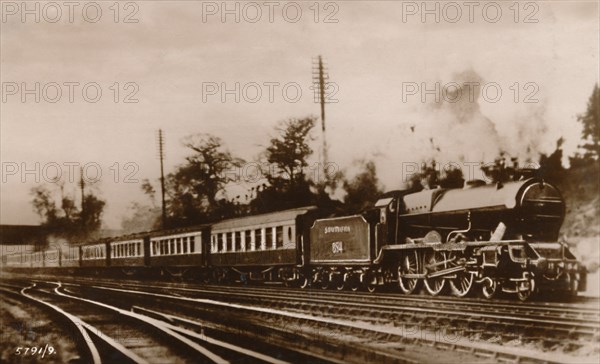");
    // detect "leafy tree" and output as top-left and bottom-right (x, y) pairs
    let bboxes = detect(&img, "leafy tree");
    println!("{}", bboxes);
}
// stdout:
(577, 84), (600, 160)
(250, 117), (322, 213)
(408, 160), (465, 189)
(265, 117), (316, 188)
(31, 184), (105, 242)
(439, 165), (465, 188)
(165, 134), (243, 226)
(538, 138), (565, 184)
(342, 160), (384, 214)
